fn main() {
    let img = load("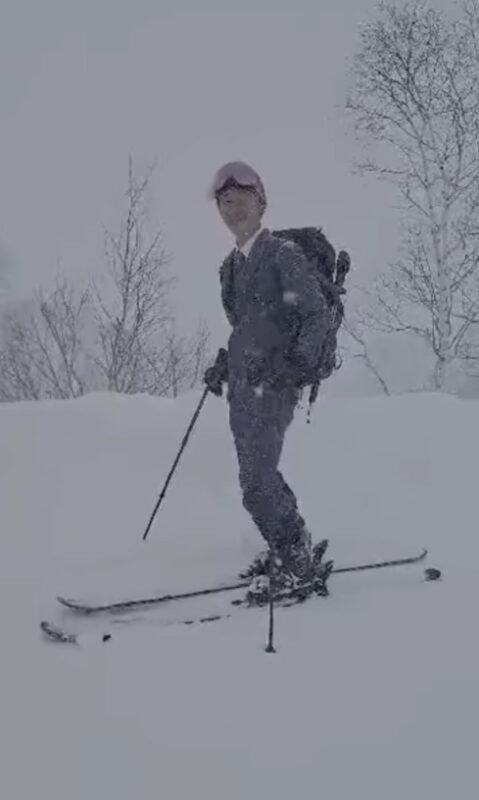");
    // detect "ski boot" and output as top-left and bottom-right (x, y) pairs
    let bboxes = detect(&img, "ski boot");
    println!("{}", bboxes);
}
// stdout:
(244, 536), (333, 606)
(243, 532), (308, 606)
(238, 550), (270, 581)
(311, 539), (334, 597)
